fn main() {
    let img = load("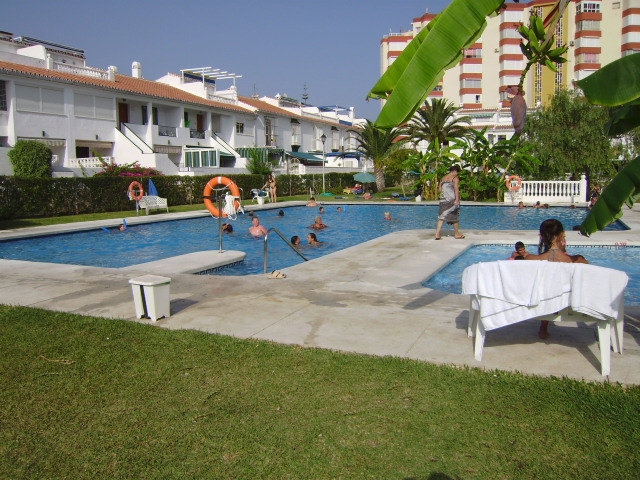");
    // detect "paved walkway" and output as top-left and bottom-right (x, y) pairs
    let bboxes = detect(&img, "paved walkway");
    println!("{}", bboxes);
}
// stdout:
(1, 202), (639, 384)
